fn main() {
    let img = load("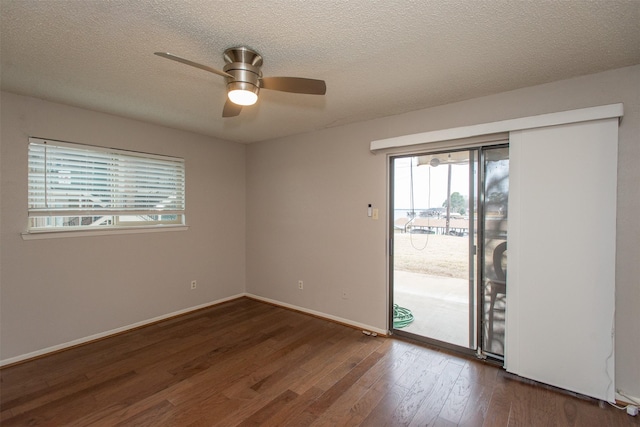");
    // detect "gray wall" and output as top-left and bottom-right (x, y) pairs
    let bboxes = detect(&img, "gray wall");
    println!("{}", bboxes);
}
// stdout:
(246, 65), (640, 399)
(0, 92), (247, 361)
